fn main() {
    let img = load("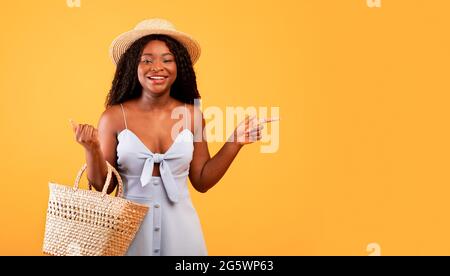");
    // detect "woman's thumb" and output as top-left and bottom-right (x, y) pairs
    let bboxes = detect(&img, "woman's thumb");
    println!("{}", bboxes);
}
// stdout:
(69, 119), (78, 132)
